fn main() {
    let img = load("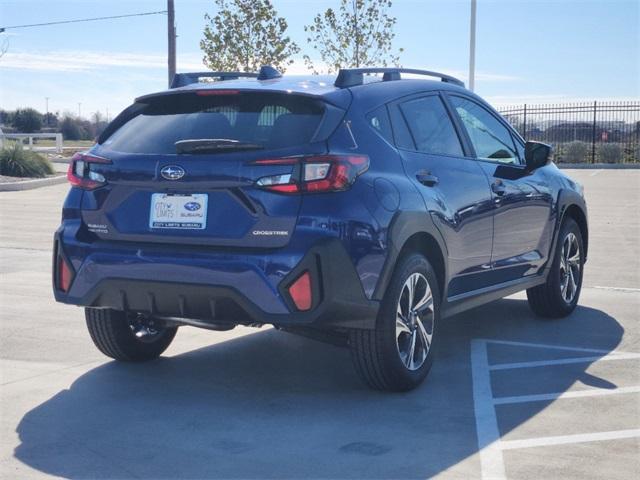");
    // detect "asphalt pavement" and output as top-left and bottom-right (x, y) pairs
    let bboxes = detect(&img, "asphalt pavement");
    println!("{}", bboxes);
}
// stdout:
(1, 169), (638, 479)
